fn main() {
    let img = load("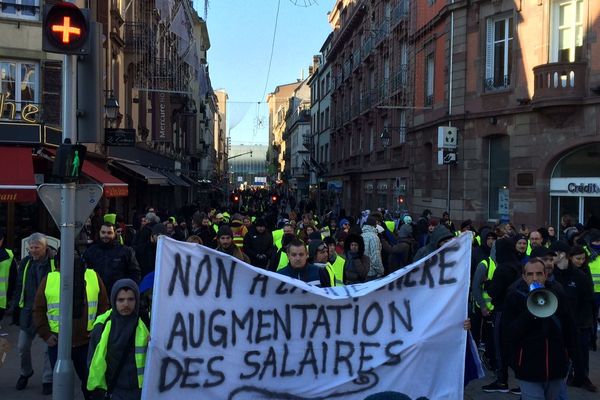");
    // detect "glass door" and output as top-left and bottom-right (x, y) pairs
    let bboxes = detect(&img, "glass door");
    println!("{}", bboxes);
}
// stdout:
(551, 196), (580, 240)
(584, 197), (600, 229)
